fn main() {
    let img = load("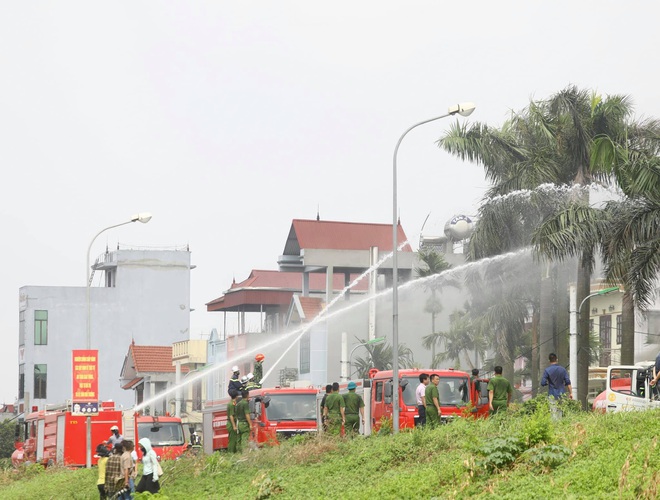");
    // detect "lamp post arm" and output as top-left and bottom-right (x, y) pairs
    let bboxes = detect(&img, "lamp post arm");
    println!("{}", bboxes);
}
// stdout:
(85, 219), (136, 350)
